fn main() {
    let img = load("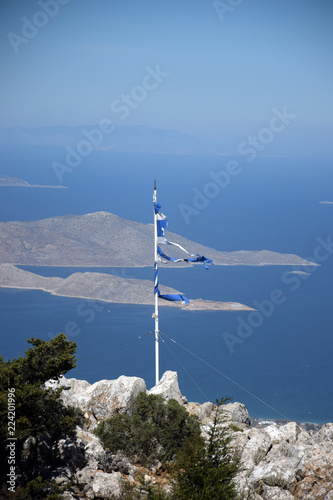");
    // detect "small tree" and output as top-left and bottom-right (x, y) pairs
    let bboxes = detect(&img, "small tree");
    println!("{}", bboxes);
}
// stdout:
(172, 397), (240, 499)
(94, 391), (201, 468)
(0, 334), (83, 494)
